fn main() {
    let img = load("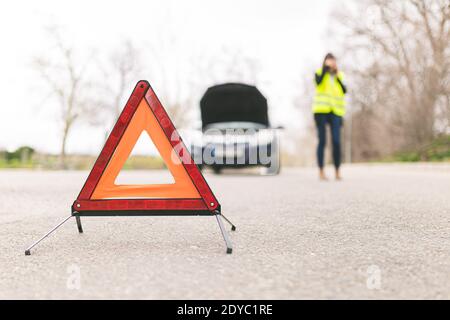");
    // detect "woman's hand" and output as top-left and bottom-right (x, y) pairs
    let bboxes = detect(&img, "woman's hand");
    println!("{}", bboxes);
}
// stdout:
(325, 58), (338, 73)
